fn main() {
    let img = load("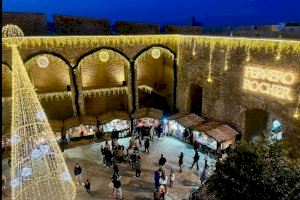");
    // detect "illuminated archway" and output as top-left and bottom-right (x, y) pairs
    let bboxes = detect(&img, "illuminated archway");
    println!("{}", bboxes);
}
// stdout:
(76, 48), (132, 115)
(134, 45), (176, 113)
(25, 54), (75, 120)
